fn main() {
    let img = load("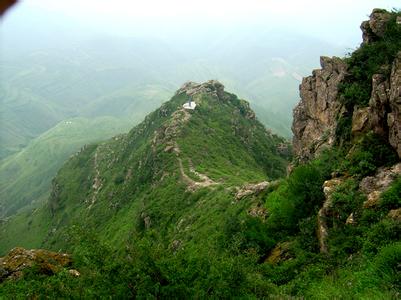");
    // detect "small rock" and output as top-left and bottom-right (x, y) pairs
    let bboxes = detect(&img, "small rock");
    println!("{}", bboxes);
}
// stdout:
(235, 181), (270, 200)
(248, 205), (268, 219)
(164, 145), (174, 152)
(171, 240), (182, 252)
(388, 208), (401, 221)
(68, 269), (80, 277)
(346, 213), (356, 225)
(363, 191), (382, 208)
